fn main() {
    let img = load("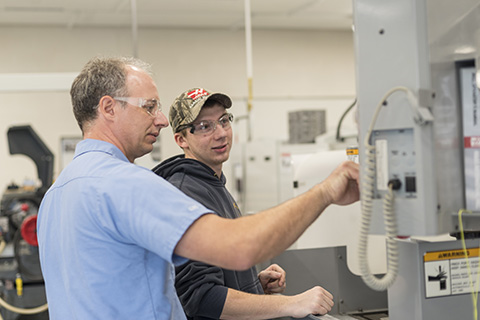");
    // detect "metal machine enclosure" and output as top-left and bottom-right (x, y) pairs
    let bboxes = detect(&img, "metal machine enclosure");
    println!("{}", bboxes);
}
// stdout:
(389, 238), (480, 320)
(271, 246), (387, 317)
(353, 1), (480, 319)
(354, 0), (480, 236)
